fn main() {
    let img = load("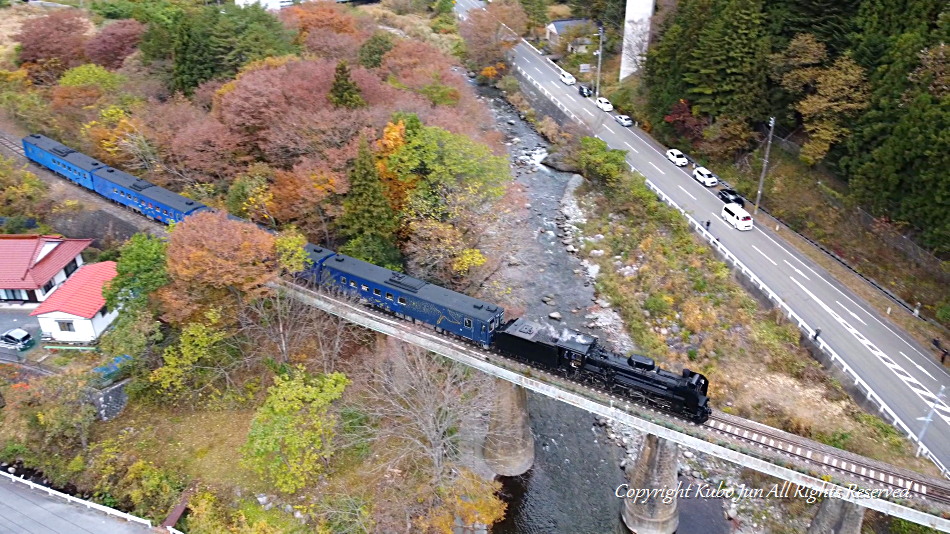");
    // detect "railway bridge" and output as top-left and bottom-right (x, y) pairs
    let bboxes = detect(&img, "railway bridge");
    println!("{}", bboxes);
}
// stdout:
(279, 280), (950, 533)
